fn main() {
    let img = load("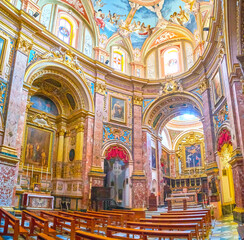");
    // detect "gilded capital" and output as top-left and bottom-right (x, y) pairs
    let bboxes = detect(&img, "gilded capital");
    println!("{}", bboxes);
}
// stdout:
(133, 95), (143, 106)
(199, 78), (210, 94)
(16, 37), (33, 55)
(75, 123), (84, 133)
(95, 82), (106, 95)
(58, 129), (65, 136)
